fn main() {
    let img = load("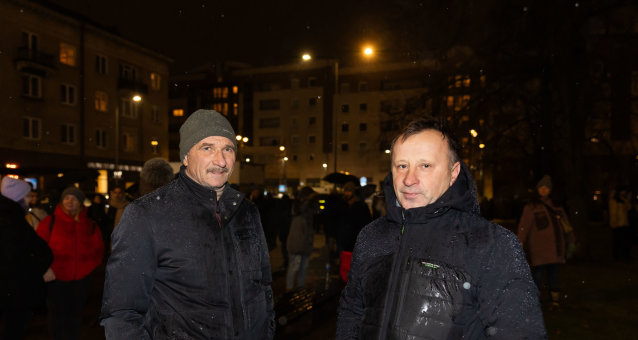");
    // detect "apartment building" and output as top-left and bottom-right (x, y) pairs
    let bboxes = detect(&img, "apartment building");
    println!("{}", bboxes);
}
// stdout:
(0, 0), (171, 192)
(232, 60), (452, 193)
